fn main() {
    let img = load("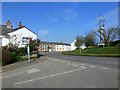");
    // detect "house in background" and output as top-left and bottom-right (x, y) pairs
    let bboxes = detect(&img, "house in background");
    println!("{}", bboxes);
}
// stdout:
(8, 22), (38, 47)
(0, 20), (14, 46)
(71, 39), (77, 51)
(0, 20), (38, 47)
(1, 20), (86, 51)
(71, 39), (86, 51)
(39, 41), (71, 52)
(39, 40), (86, 52)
